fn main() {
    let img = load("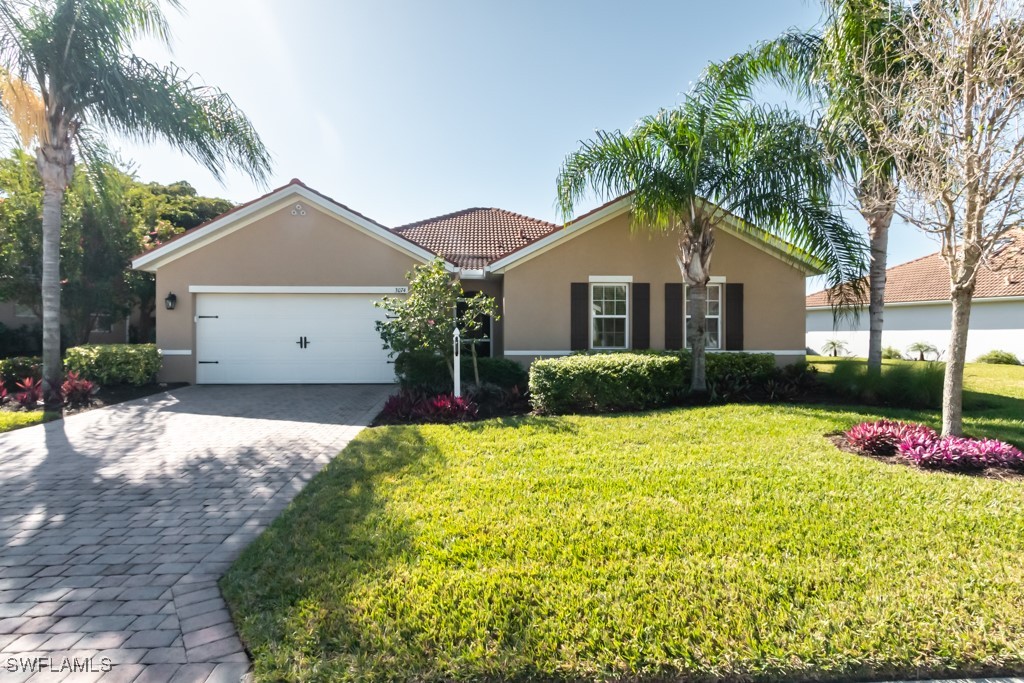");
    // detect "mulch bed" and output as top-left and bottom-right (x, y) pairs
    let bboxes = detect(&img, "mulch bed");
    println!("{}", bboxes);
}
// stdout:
(2, 382), (188, 417)
(826, 432), (1024, 481)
